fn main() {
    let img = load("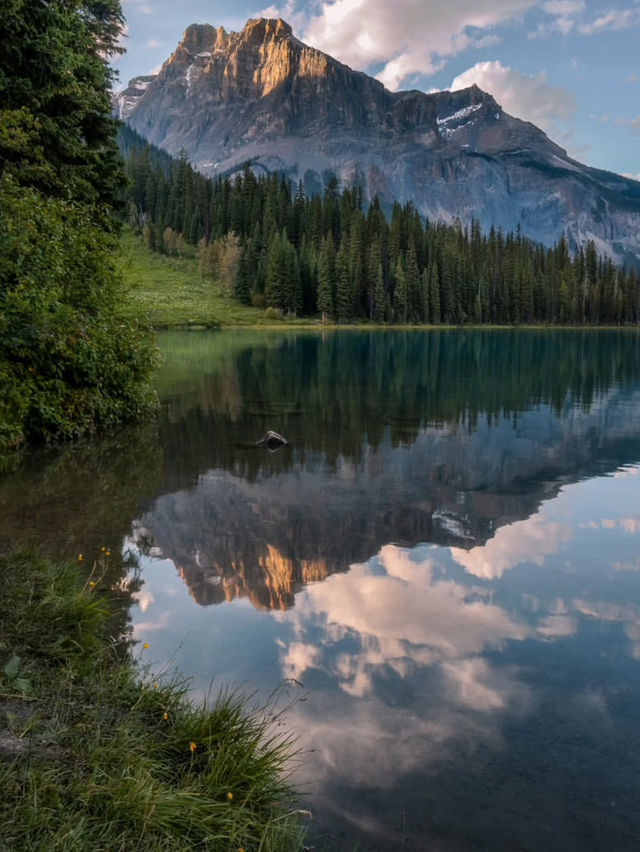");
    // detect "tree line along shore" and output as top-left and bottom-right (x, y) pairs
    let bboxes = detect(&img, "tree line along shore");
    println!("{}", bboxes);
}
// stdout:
(120, 124), (640, 329)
